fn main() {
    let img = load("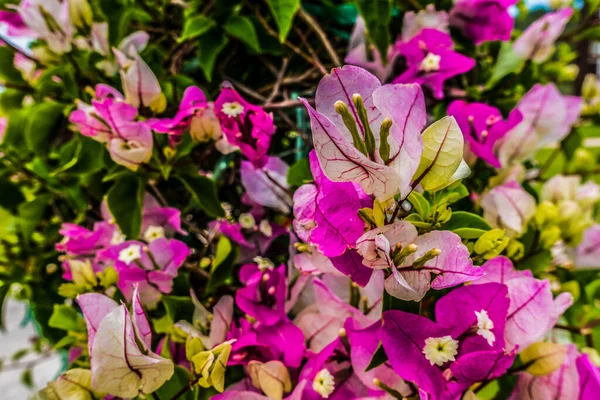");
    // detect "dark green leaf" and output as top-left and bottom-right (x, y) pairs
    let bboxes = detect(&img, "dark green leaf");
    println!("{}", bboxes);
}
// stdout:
(0, 179), (25, 212)
(224, 16), (261, 53)
(156, 366), (198, 400)
(177, 174), (225, 218)
(106, 176), (145, 239)
(382, 290), (420, 313)
(354, 0), (392, 61)
(0, 47), (26, 85)
(180, 15), (216, 41)
(197, 29), (229, 82)
(24, 102), (65, 155)
(163, 296), (195, 325)
(575, 26), (600, 41)
(441, 211), (492, 235)
(364, 342), (388, 372)
(266, 0), (301, 42)
(487, 42), (526, 89)
(21, 369), (33, 388)
(18, 194), (52, 242)
(207, 237), (239, 293)
(287, 158), (312, 187)
(561, 131), (582, 160)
